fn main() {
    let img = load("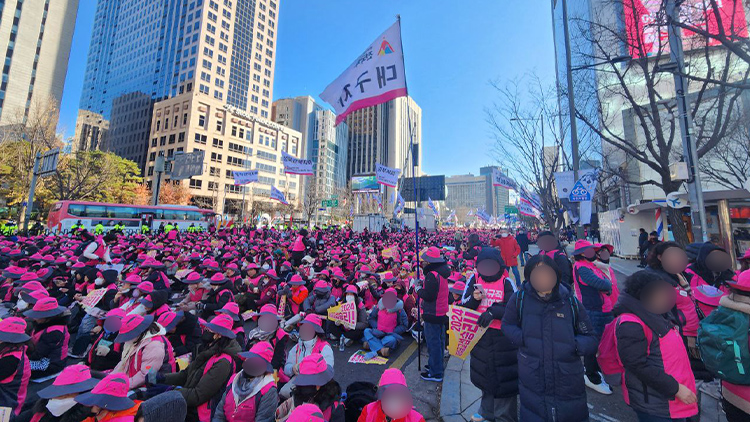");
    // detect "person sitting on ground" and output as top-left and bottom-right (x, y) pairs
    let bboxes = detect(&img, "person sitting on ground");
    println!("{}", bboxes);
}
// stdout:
(363, 288), (408, 359)
(276, 353), (344, 422)
(75, 373), (142, 422)
(0, 317), (32, 416)
(162, 310), (202, 357)
(280, 314), (333, 399)
(88, 308), (125, 372)
(357, 368), (426, 422)
(503, 254), (598, 422)
(112, 314), (173, 390)
(16, 364), (99, 422)
(212, 341), (278, 422)
(24, 297), (70, 379)
(154, 314), (242, 422)
(134, 390), (187, 422)
(245, 304), (288, 383)
(329, 284), (369, 348)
